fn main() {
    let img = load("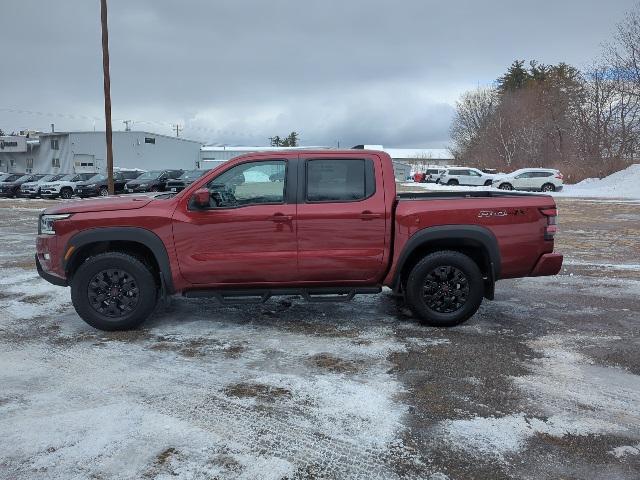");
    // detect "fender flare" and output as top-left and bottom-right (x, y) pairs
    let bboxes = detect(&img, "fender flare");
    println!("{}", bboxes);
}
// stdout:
(390, 225), (501, 290)
(64, 227), (175, 293)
